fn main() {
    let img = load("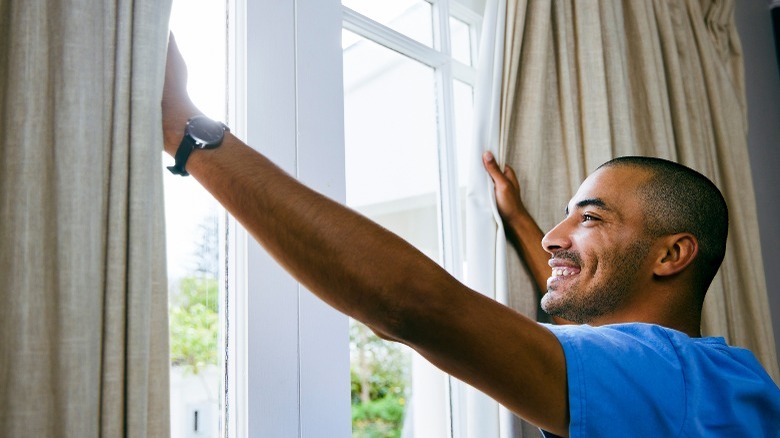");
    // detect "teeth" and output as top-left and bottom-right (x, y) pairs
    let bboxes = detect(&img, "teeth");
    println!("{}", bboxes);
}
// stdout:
(552, 268), (576, 277)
